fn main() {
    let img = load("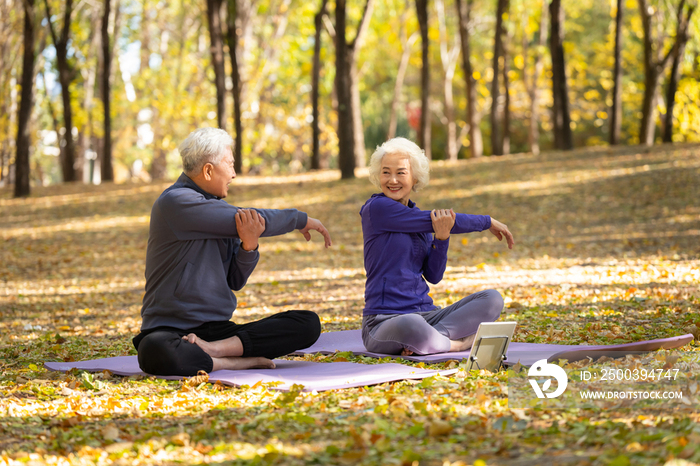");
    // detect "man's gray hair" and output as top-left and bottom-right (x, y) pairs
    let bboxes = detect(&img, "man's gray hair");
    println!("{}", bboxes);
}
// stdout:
(368, 137), (430, 192)
(179, 127), (234, 176)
